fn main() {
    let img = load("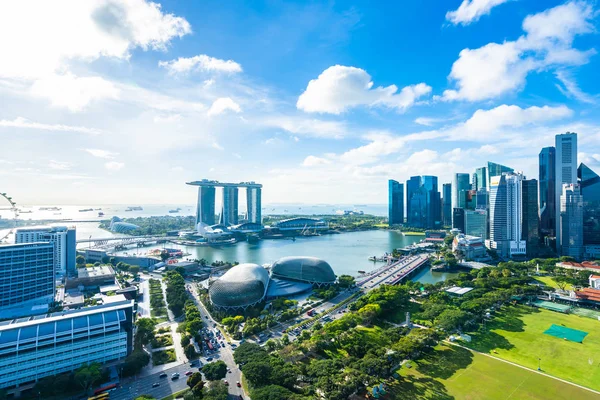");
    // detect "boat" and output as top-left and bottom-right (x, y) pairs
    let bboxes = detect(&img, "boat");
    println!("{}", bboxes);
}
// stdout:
(168, 207), (181, 213)
(125, 206), (143, 211)
(98, 212), (105, 217)
(19, 210), (33, 213)
(358, 270), (366, 274)
(79, 208), (93, 212)
(39, 206), (61, 211)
